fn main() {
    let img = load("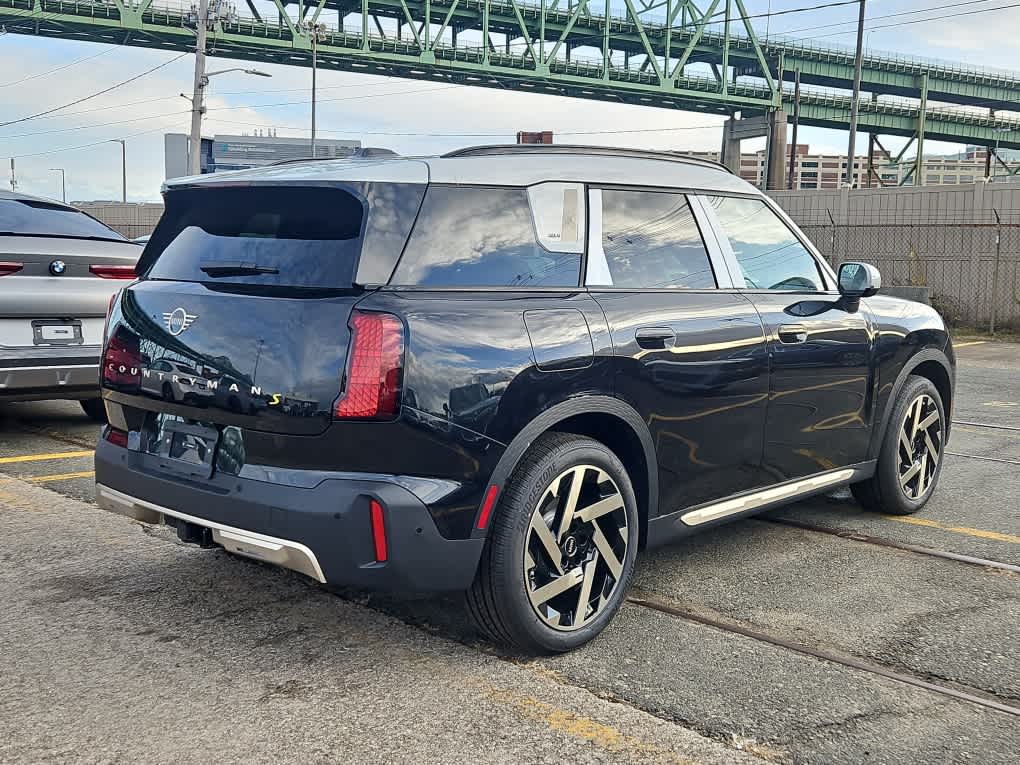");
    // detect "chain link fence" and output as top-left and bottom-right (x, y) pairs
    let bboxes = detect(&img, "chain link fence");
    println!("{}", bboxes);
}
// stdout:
(792, 210), (1020, 332)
